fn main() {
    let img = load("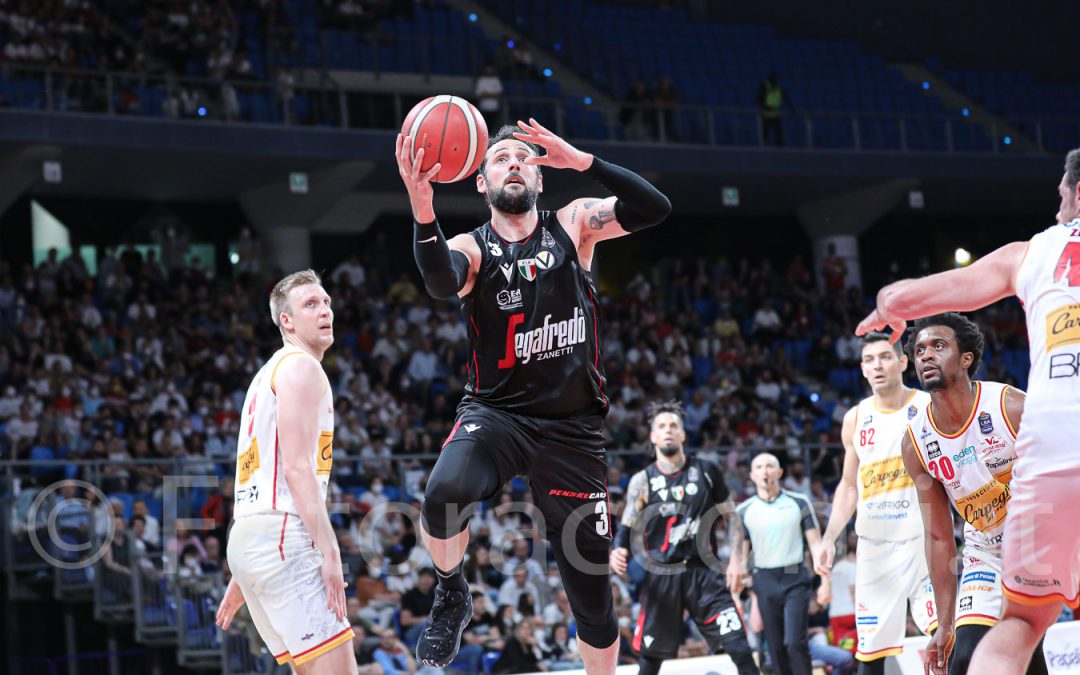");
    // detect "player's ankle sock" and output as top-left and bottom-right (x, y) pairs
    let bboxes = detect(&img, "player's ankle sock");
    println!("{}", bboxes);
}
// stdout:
(435, 564), (467, 593)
